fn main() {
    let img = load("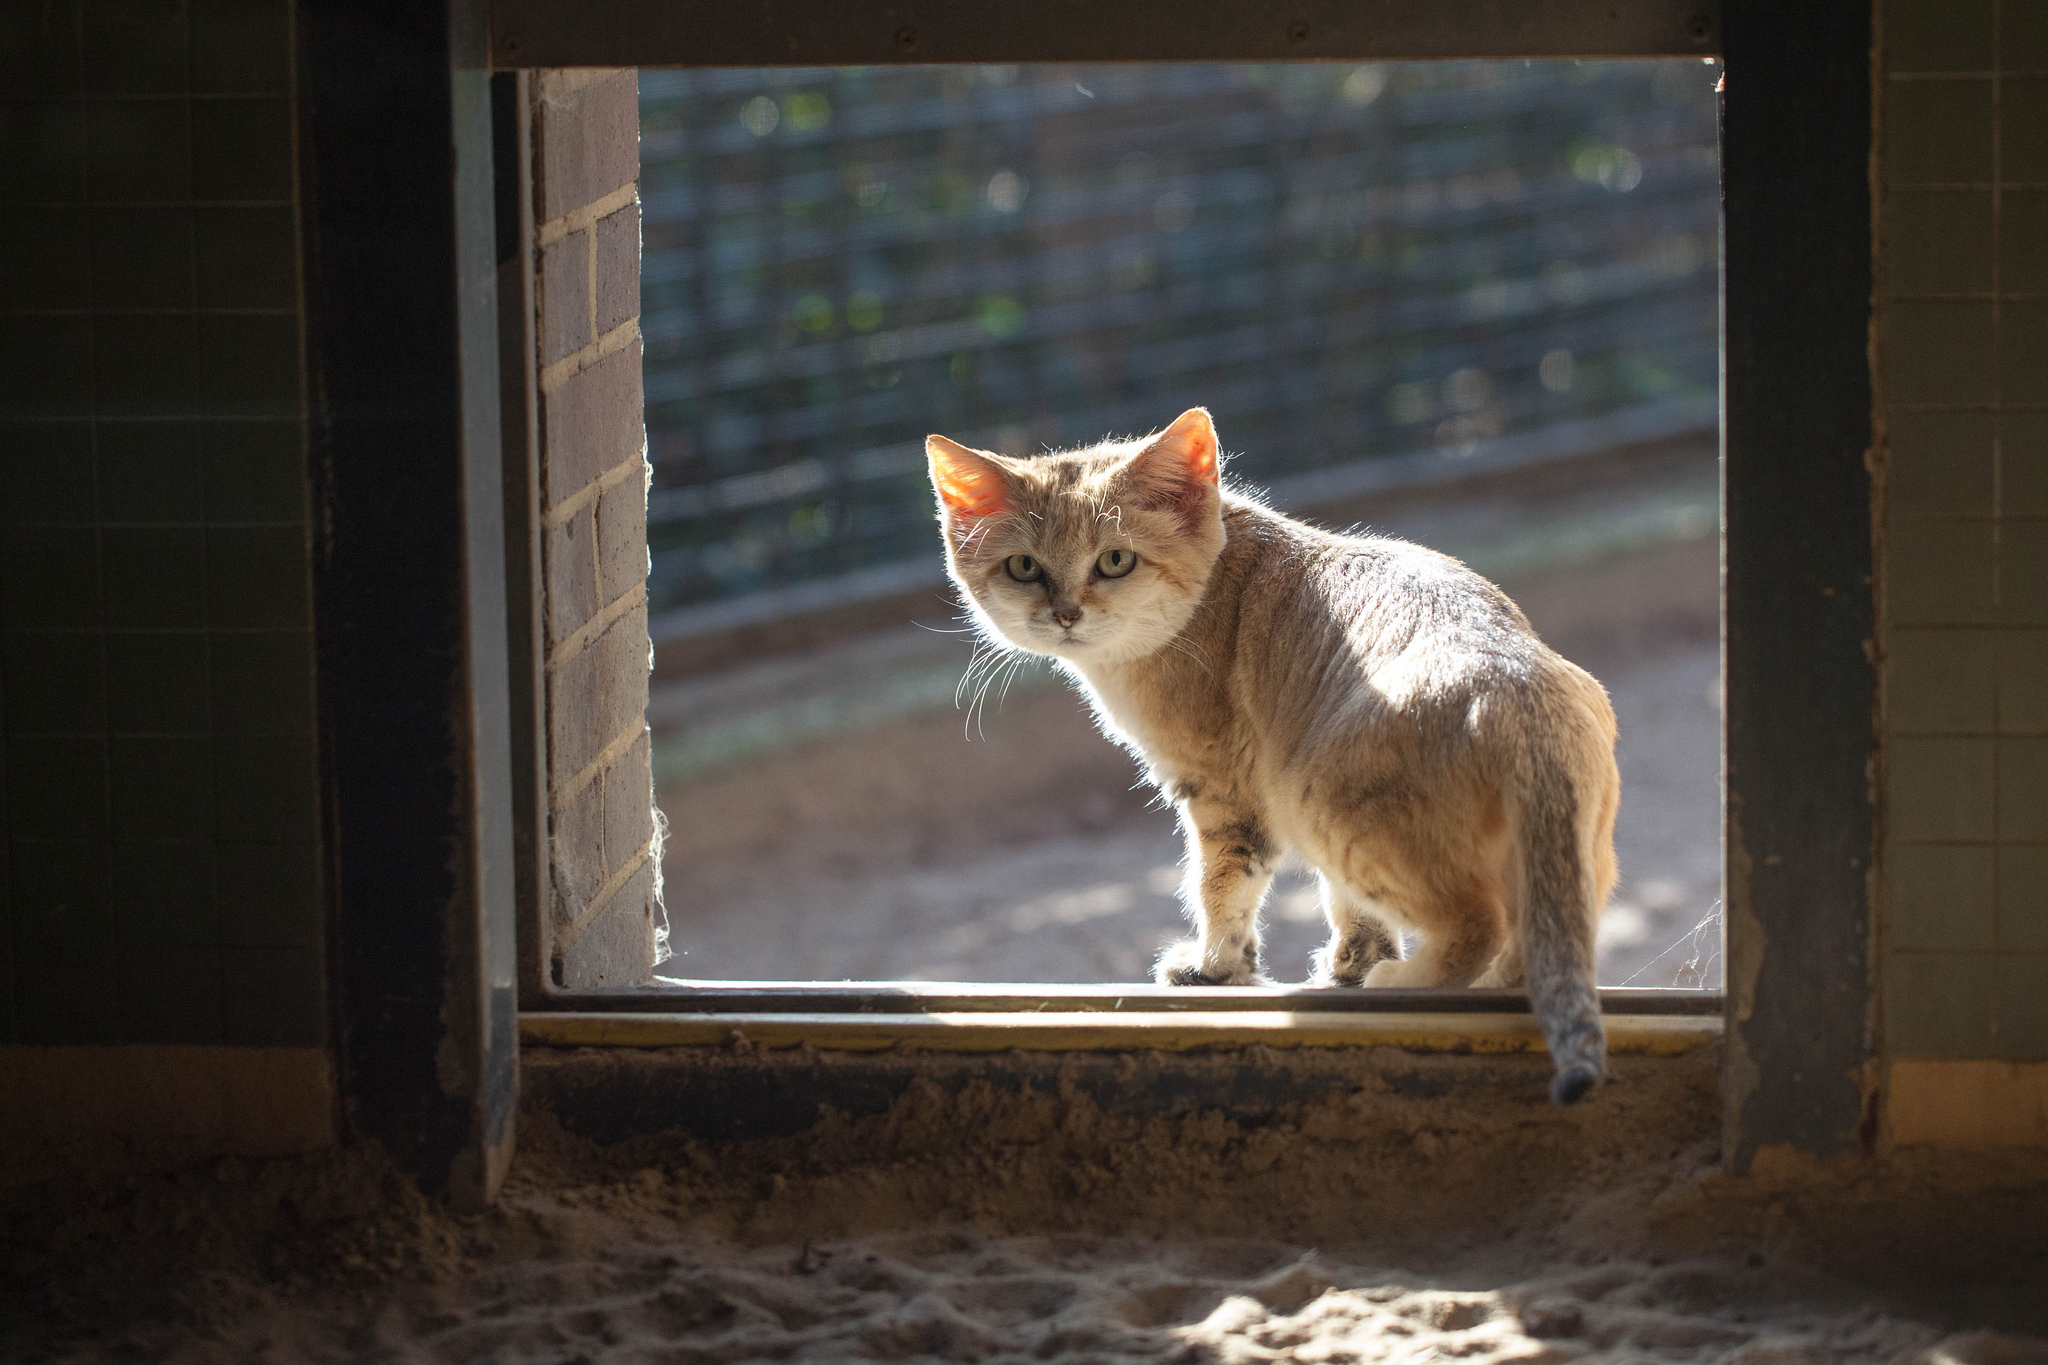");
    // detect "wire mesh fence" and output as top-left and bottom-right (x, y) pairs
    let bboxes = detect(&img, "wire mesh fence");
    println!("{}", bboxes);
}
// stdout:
(638, 59), (1720, 633)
